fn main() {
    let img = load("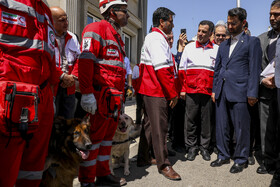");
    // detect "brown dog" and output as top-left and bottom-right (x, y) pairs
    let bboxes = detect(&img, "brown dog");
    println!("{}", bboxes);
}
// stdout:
(110, 113), (140, 176)
(41, 116), (92, 187)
